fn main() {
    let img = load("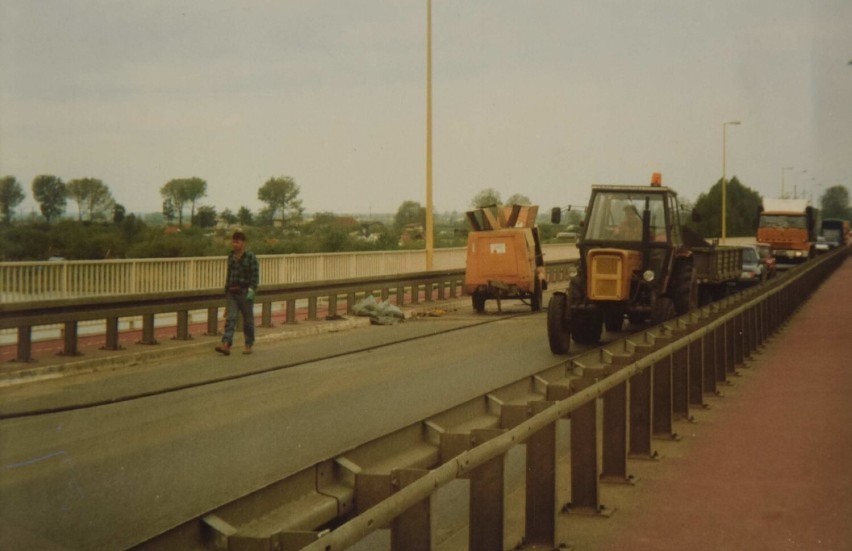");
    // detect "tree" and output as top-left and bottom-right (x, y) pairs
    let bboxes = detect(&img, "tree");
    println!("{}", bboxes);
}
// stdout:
(67, 178), (114, 221)
(162, 198), (176, 224)
(471, 188), (502, 208)
(257, 176), (304, 227)
(194, 205), (218, 228)
(0, 176), (25, 224)
(394, 200), (426, 230)
(220, 208), (238, 225)
(32, 175), (67, 224)
(182, 177), (207, 222)
(237, 206), (254, 226)
(820, 185), (850, 220)
(690, 176), (762, 238)
(506, 193), (531, 206)
(160, 178), (205, 226)
(113, 203), (126, 224)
